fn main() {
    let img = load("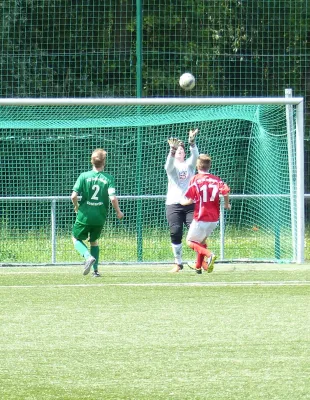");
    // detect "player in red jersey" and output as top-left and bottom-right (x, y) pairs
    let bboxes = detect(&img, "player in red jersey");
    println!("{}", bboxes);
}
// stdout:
(182, 154), (231, 274)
